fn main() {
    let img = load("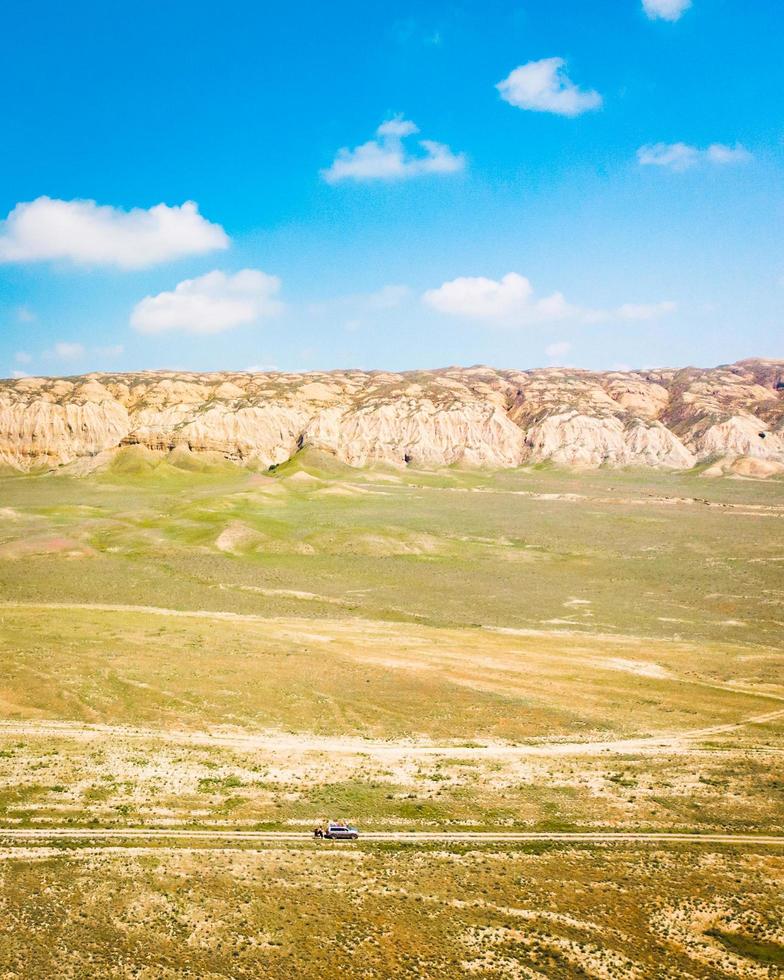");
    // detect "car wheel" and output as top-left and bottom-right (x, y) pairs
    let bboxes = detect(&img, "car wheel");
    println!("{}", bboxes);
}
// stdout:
(350, 834), (358, 840)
